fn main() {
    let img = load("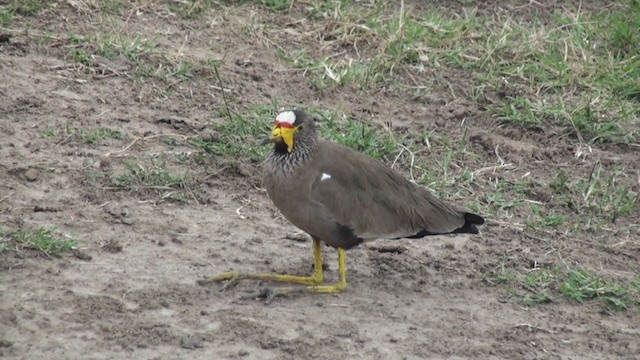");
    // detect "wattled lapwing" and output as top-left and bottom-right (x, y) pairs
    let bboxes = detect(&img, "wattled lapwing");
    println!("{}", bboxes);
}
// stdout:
(198, 110), (484, 300)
